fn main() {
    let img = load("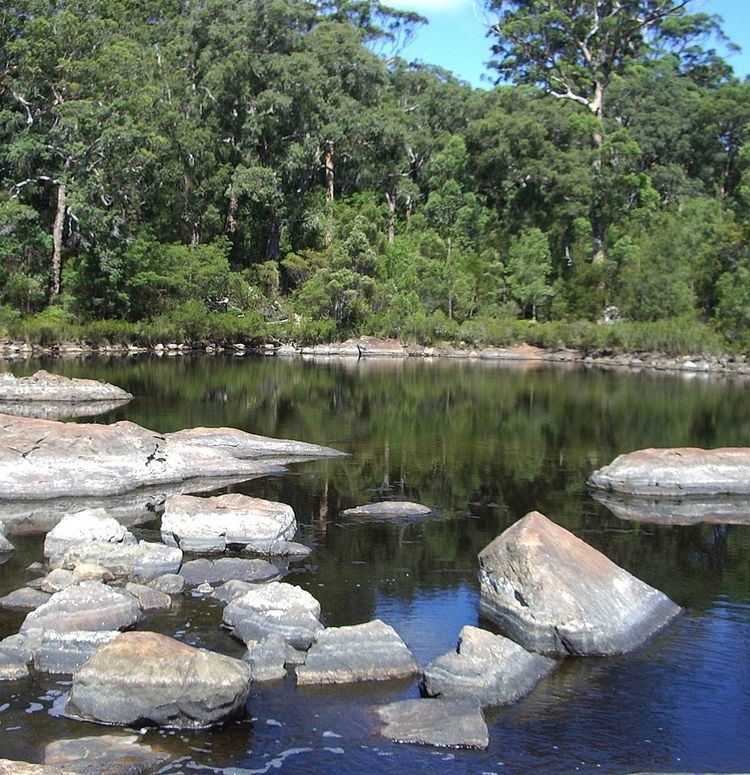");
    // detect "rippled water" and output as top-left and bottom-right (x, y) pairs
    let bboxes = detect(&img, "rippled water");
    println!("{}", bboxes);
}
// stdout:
(1, 356), (749, 773)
